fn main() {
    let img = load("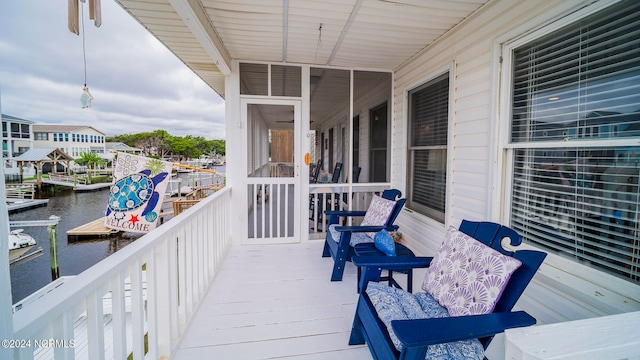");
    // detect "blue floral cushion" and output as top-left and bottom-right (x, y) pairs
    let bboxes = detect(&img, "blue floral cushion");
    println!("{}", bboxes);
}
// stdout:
(366, 282), (484, 359)
(328, 224), (374, 246)
(350, 232), (374, 246)
(374, 230), (396, 256)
